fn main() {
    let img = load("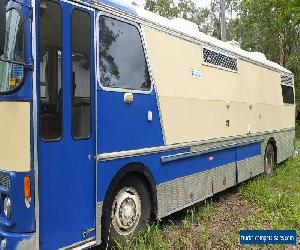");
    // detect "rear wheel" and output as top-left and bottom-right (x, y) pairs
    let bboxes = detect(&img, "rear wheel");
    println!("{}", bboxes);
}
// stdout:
(102, 176), (151, 245)
(264, 143), (275, 176)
